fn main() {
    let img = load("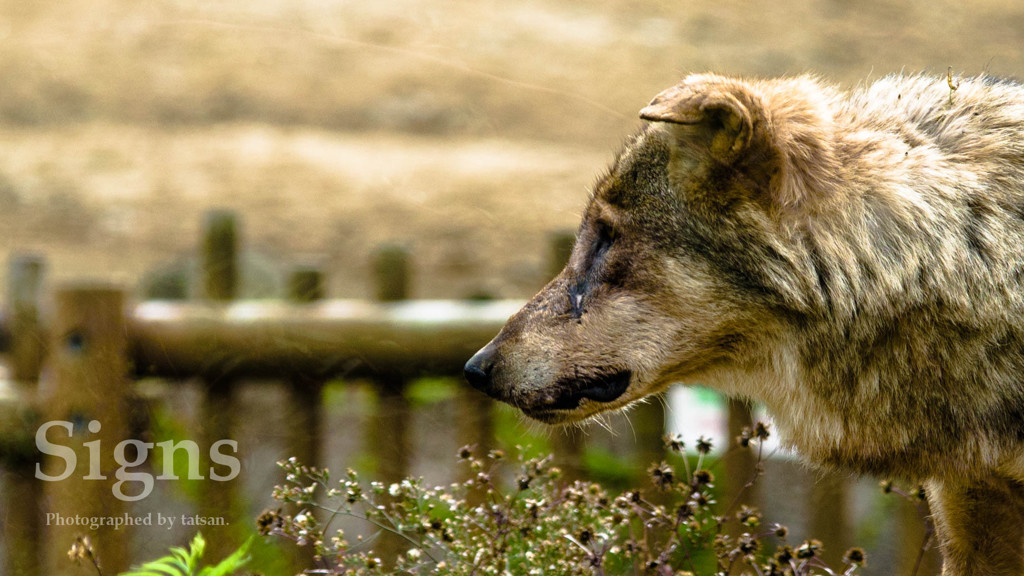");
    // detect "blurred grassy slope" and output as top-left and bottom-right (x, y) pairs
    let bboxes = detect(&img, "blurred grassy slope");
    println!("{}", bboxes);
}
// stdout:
(4, 0), (1022, 136)
(0, 0), (1021, 297)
